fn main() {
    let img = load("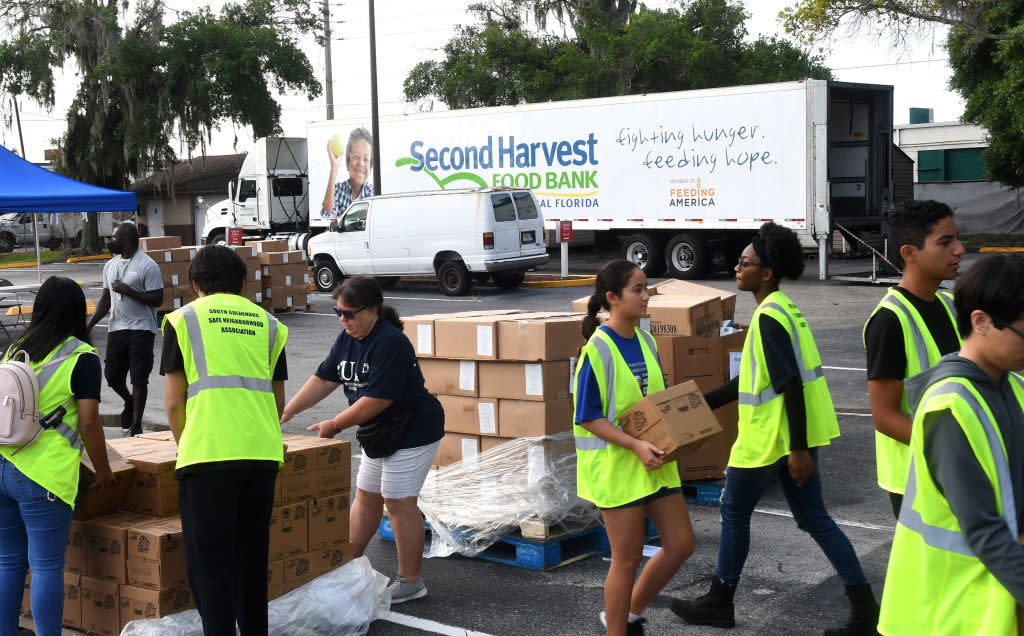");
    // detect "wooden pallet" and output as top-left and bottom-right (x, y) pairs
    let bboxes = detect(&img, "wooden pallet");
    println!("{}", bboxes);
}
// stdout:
(378, 516), (610, 571)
